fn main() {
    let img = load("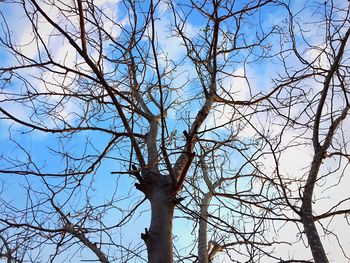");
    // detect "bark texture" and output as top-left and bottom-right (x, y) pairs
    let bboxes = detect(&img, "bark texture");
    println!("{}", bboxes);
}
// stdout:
(301, 155), (329, 263)
(142, 178), (175, 263)
(198, 193), (213, 263)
